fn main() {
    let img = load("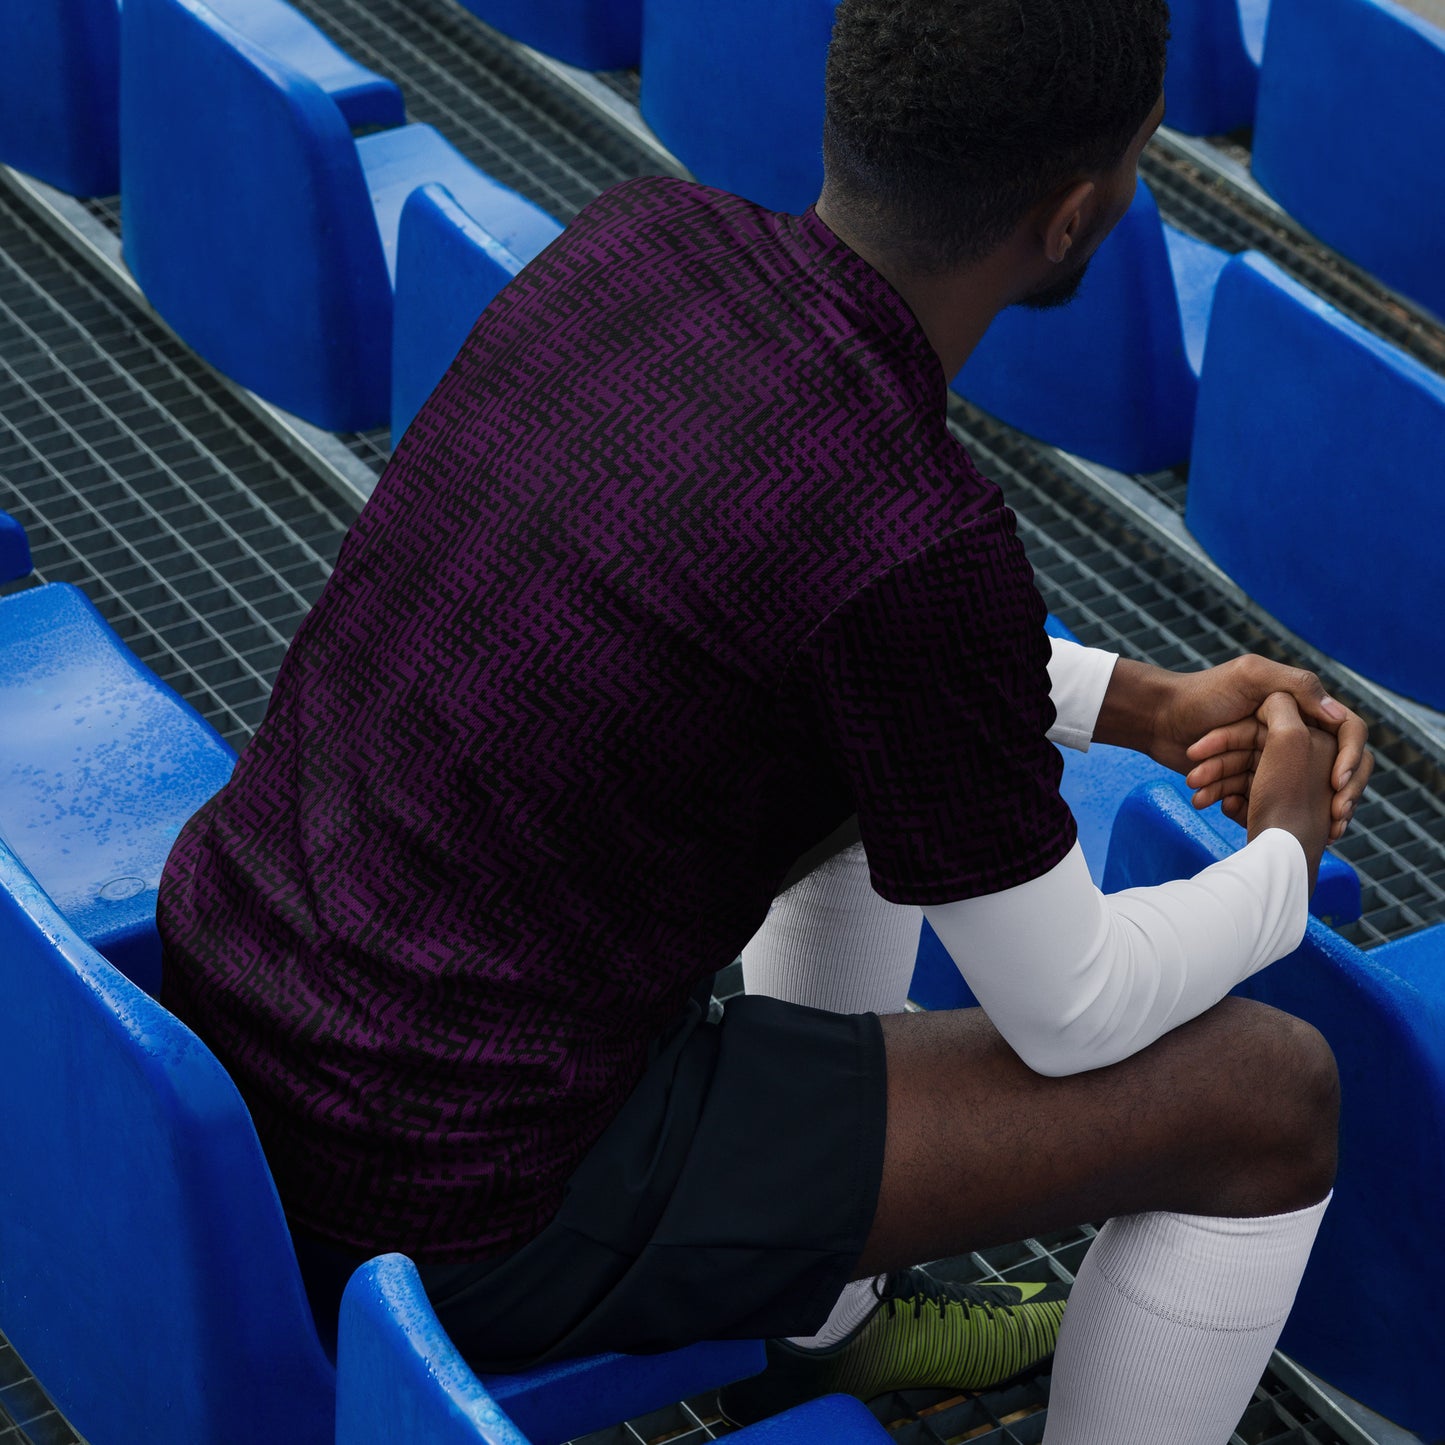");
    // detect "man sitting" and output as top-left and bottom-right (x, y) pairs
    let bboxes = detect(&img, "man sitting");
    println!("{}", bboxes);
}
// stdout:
(157, 1), (1371, 1439)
